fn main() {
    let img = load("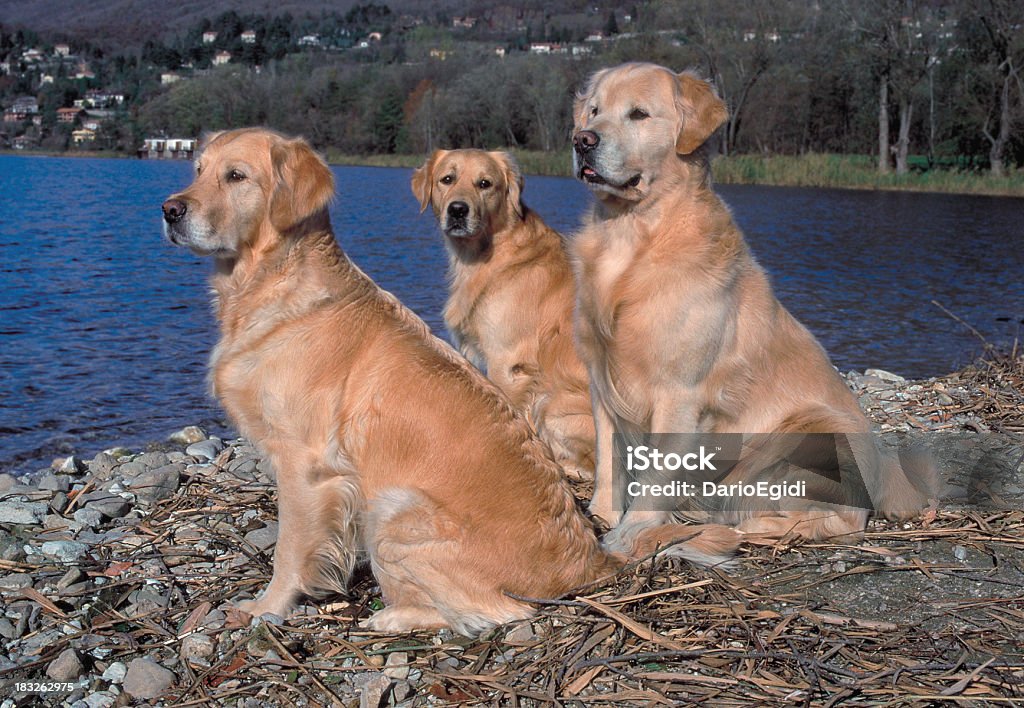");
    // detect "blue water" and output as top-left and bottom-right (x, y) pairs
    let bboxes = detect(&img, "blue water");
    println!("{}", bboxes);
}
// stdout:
(1, 154), (1021, 475)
